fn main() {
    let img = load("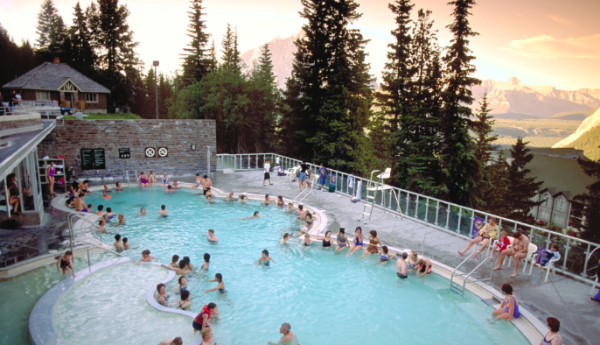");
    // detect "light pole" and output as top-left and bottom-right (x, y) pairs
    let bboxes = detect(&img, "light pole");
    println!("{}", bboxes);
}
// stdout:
(153, 60), (159, 119)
